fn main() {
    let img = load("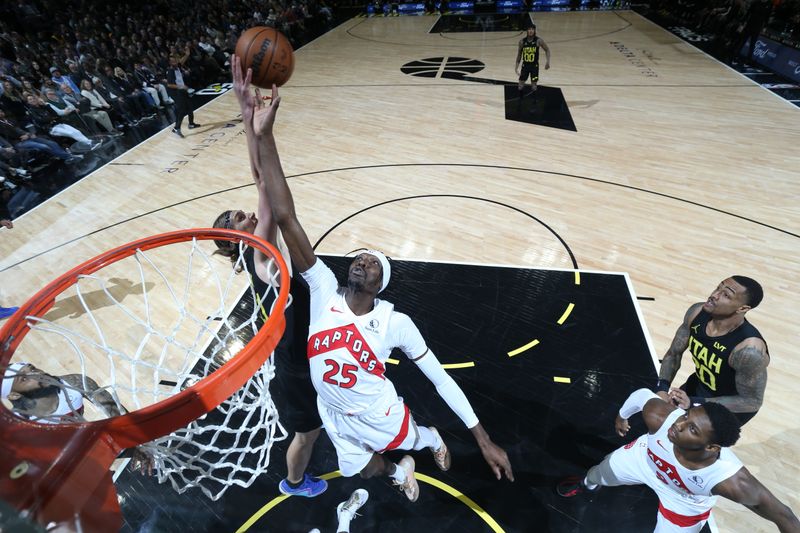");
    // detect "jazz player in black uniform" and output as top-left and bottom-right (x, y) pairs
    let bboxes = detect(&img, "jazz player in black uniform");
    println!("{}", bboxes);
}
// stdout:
(515, 24), (550, 97)
(658, 276), (768, 425)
